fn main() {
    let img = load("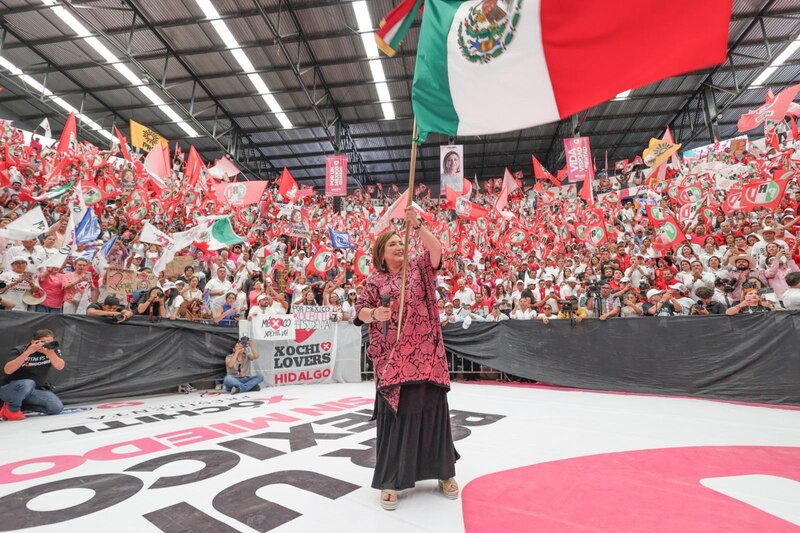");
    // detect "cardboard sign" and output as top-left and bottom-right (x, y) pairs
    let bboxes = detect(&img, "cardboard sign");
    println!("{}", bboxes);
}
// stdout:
(104, 268), (158, 295)
(164, 256), (193, 278)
